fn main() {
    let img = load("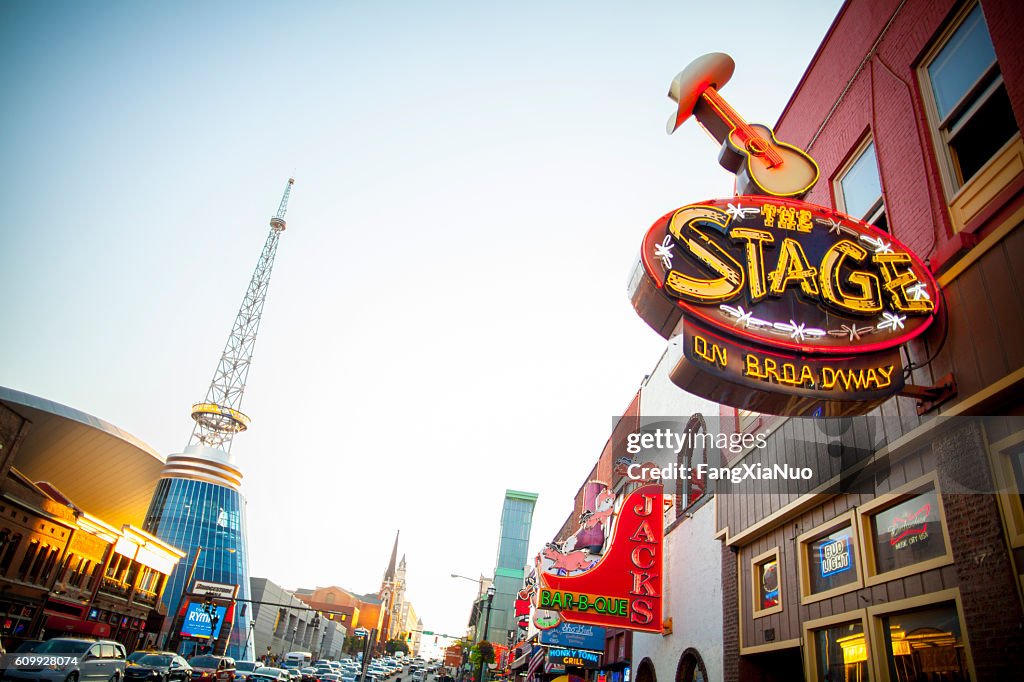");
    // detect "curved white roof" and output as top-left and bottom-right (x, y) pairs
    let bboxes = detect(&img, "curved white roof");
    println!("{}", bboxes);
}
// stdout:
(0, 386), (166, 527)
